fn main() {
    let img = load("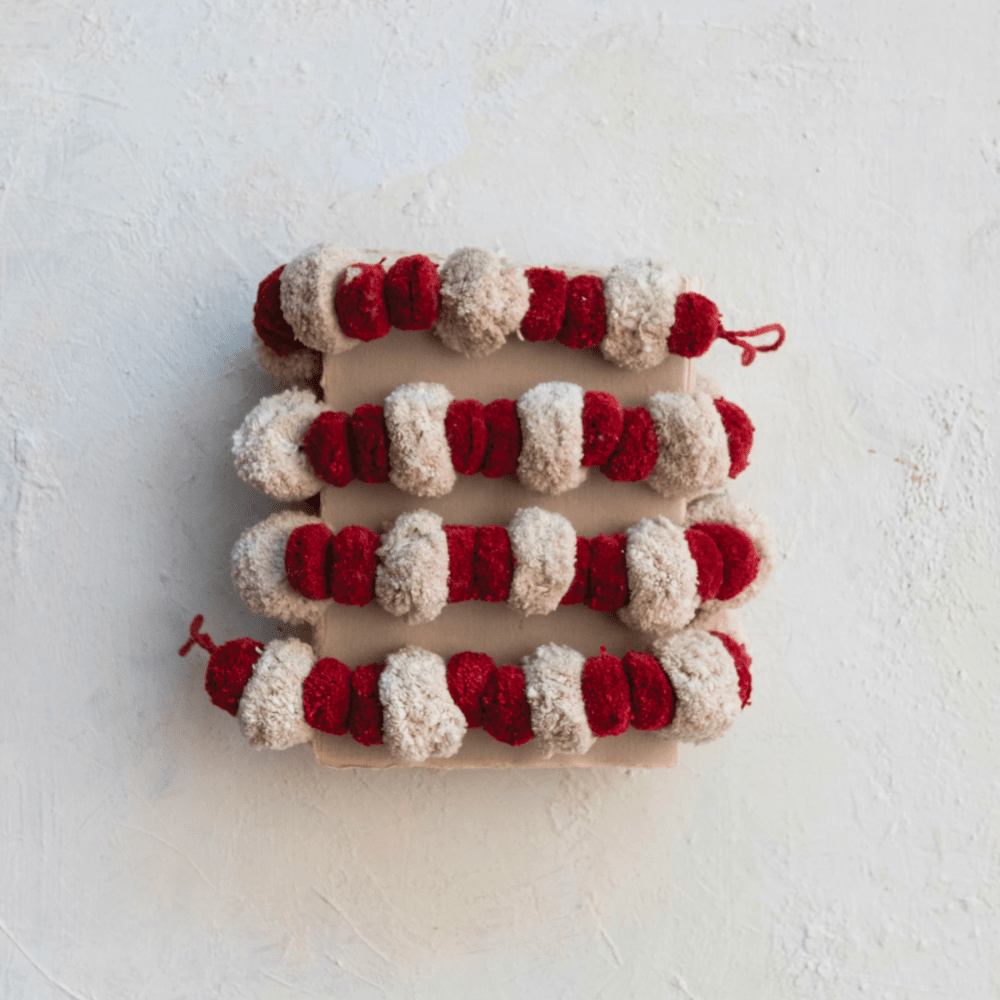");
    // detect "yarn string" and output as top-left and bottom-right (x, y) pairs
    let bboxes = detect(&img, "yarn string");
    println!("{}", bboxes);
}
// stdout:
(719, 323), (786, 366)
(179, 614), (218, 657)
